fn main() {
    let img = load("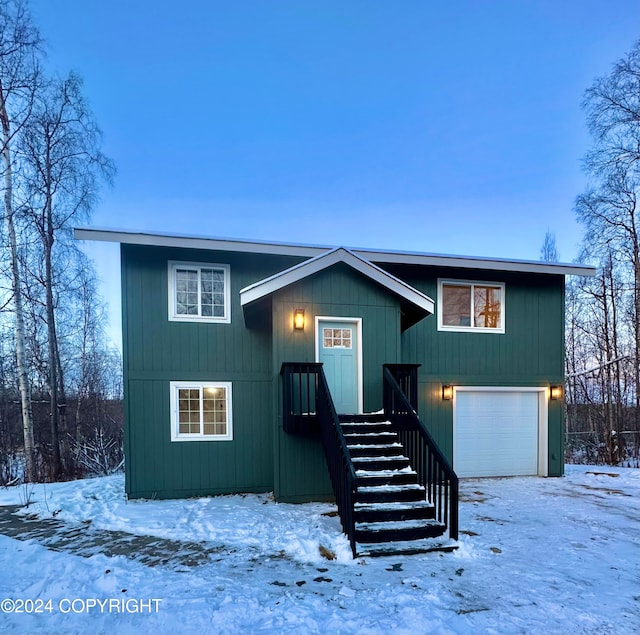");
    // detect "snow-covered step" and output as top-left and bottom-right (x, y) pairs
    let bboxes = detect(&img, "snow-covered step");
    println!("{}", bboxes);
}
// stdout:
(355, 466), (418, 488)
(347, 442), (403, 458)
(356, 538), (457, 557)
(353, 500), (435, 523)
(341, 420), (393, 429)
(356, 518), (442, 532)
(354, 517), (445, 544)
(355, 467), (416, 476)
(356, 483), (426, 504)
(344, 432), (398, 440)
(352, 454), (409, 463)
(357, 483), (424, 493)
(354, 500), (434, 512)
(351, 455), (411, 472)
